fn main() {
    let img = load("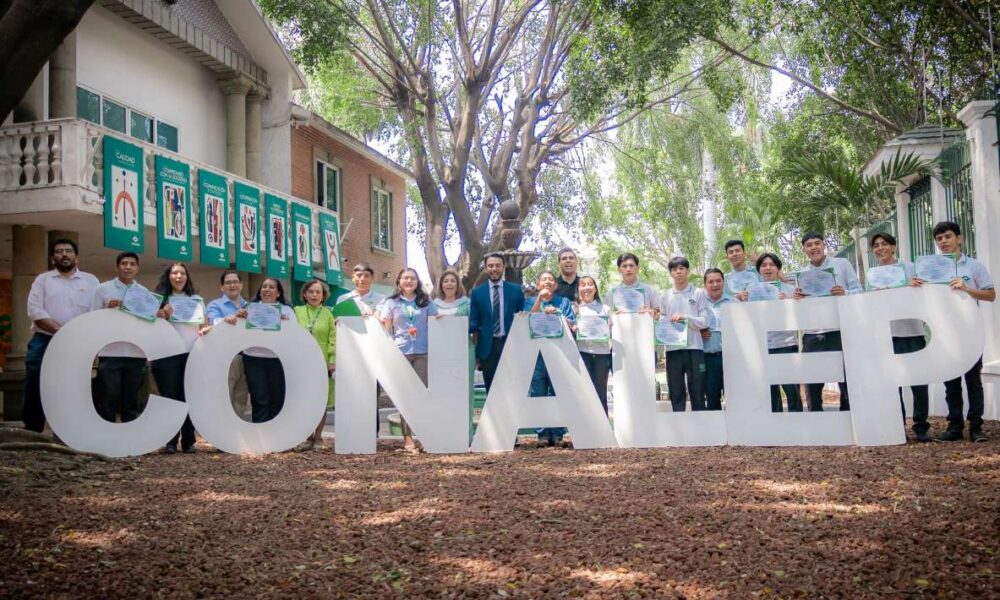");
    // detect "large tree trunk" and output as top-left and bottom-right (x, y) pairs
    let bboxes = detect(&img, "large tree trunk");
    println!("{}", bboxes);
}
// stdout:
(0, 0), (95, 121)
